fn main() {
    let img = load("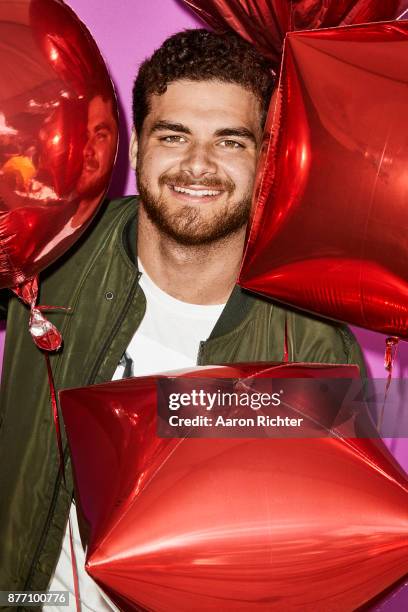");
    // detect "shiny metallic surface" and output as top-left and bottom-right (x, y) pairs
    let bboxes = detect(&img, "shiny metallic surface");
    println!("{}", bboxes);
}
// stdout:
(61, 363), (408, 611)
(239, 21), (408, 337)
(182, 0), (406, 67)
(0, 0), (118, 289)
